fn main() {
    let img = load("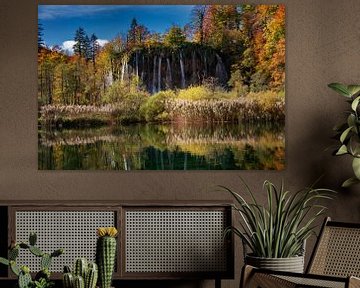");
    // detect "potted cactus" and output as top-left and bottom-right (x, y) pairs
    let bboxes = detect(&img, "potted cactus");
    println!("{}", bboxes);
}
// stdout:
(63, 258), (98, 288)
(0, 232), (63, 288)
(96, 227), (118, 288)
